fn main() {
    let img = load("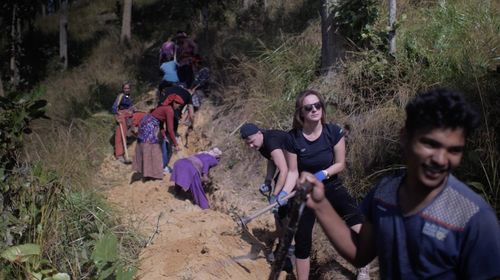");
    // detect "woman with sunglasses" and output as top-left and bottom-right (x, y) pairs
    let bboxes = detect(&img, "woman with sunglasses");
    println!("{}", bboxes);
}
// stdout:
(132, 94), (184, 180)
(281, 89), (369, 280)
